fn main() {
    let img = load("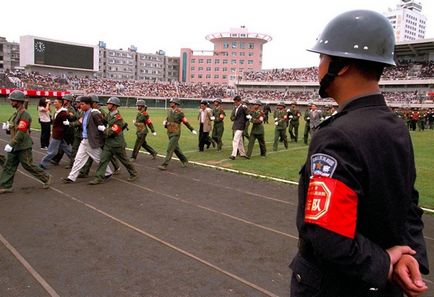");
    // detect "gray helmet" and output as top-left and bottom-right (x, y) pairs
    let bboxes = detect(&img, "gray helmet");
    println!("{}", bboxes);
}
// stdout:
(136, 99), (146, 107)
(62, 94), (74, 101)
(200, 100), (209, 105)
(307, 10), (396, 66)
(169, 98), (180, 105)
(8, 90), (26, 101)
(213, 98), (222, 104)
(107, 96), (120, 106)
(91, 95), (100, 104)
(253, 99), (262, 106)
(277, 101), (286, 106)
